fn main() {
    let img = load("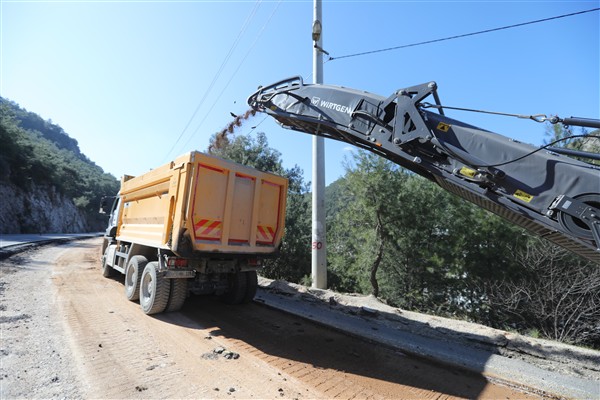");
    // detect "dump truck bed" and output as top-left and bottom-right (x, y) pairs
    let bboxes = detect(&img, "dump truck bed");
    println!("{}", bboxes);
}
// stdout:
(117, 151), (288, 255)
